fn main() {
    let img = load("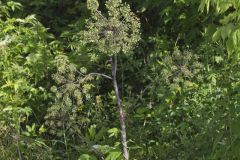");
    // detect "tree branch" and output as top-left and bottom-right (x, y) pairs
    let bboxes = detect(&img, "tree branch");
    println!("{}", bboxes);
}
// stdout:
(88, 73), (112, 80)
